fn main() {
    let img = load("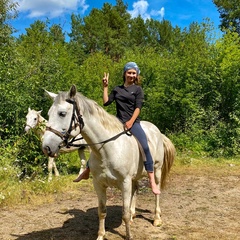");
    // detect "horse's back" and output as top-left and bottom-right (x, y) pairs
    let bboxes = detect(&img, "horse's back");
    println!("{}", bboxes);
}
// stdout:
(141, 121), (162, 136)
(90, 120), (164, 185)
(141, 121), (163, 146)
